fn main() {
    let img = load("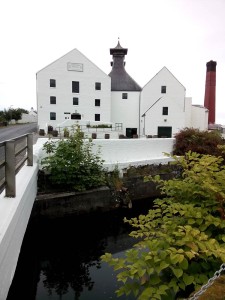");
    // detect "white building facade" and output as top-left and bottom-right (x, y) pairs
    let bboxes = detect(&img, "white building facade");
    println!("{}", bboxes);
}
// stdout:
(37, 49), (111, 131)
(36, 42), (208, 136)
